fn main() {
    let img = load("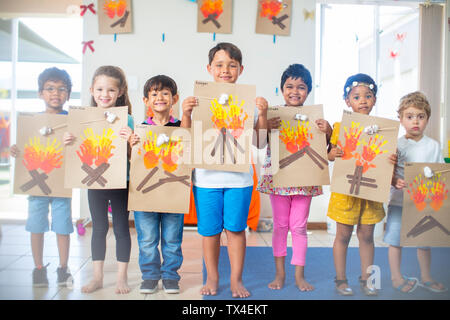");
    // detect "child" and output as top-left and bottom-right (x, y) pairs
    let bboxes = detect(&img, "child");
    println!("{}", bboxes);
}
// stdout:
(327, 73), (397, 296)
(64, 66), (134, 294)
(128, 75), (185, 294)
(10, 67), (74, 287)
(384, 91), (447, 293)
(257, 64), (332, 291)
(181, 42), (268, 298)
